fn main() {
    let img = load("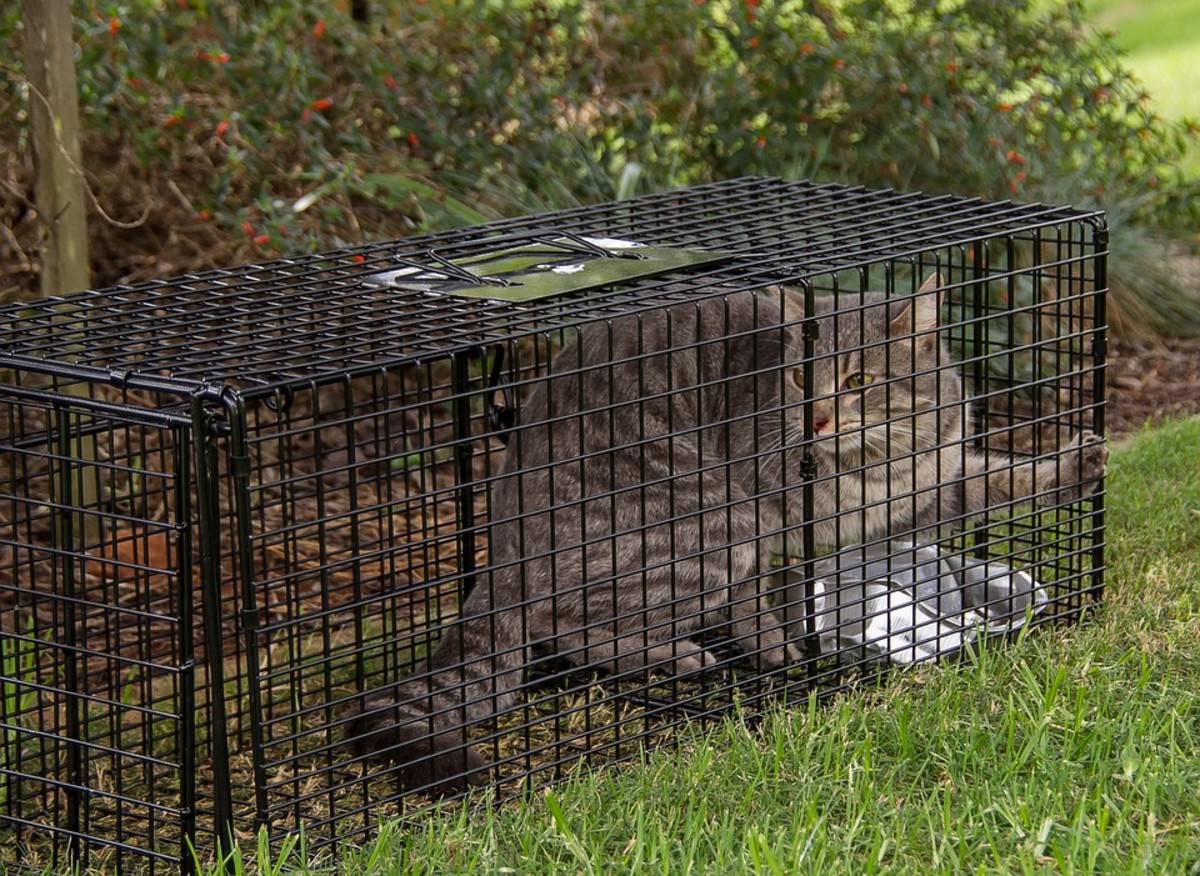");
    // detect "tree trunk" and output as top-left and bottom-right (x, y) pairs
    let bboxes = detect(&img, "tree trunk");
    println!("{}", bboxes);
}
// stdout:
(22, 0), (90, 298)
(22, 0), (100, 545)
